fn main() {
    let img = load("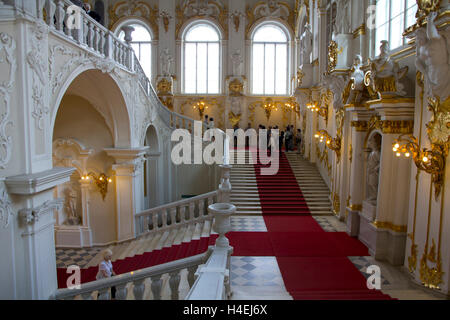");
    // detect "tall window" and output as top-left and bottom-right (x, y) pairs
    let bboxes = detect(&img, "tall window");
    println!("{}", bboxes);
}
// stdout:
(183, 23), (220, 94)
(252, 24), (289, 95)
(375, 0), (417, 55)
(119, 23), (152, 78)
